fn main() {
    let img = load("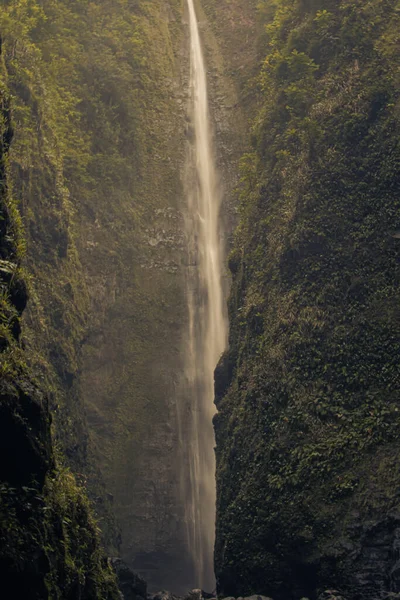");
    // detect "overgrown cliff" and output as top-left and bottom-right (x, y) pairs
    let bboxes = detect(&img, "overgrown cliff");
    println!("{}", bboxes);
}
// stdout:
(4, 0), (399, 597)
(0, 0), (247, 591)
(0, 43), (120, 600)
(0, 0), (191, 589)
(214, 0), (400, 598)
